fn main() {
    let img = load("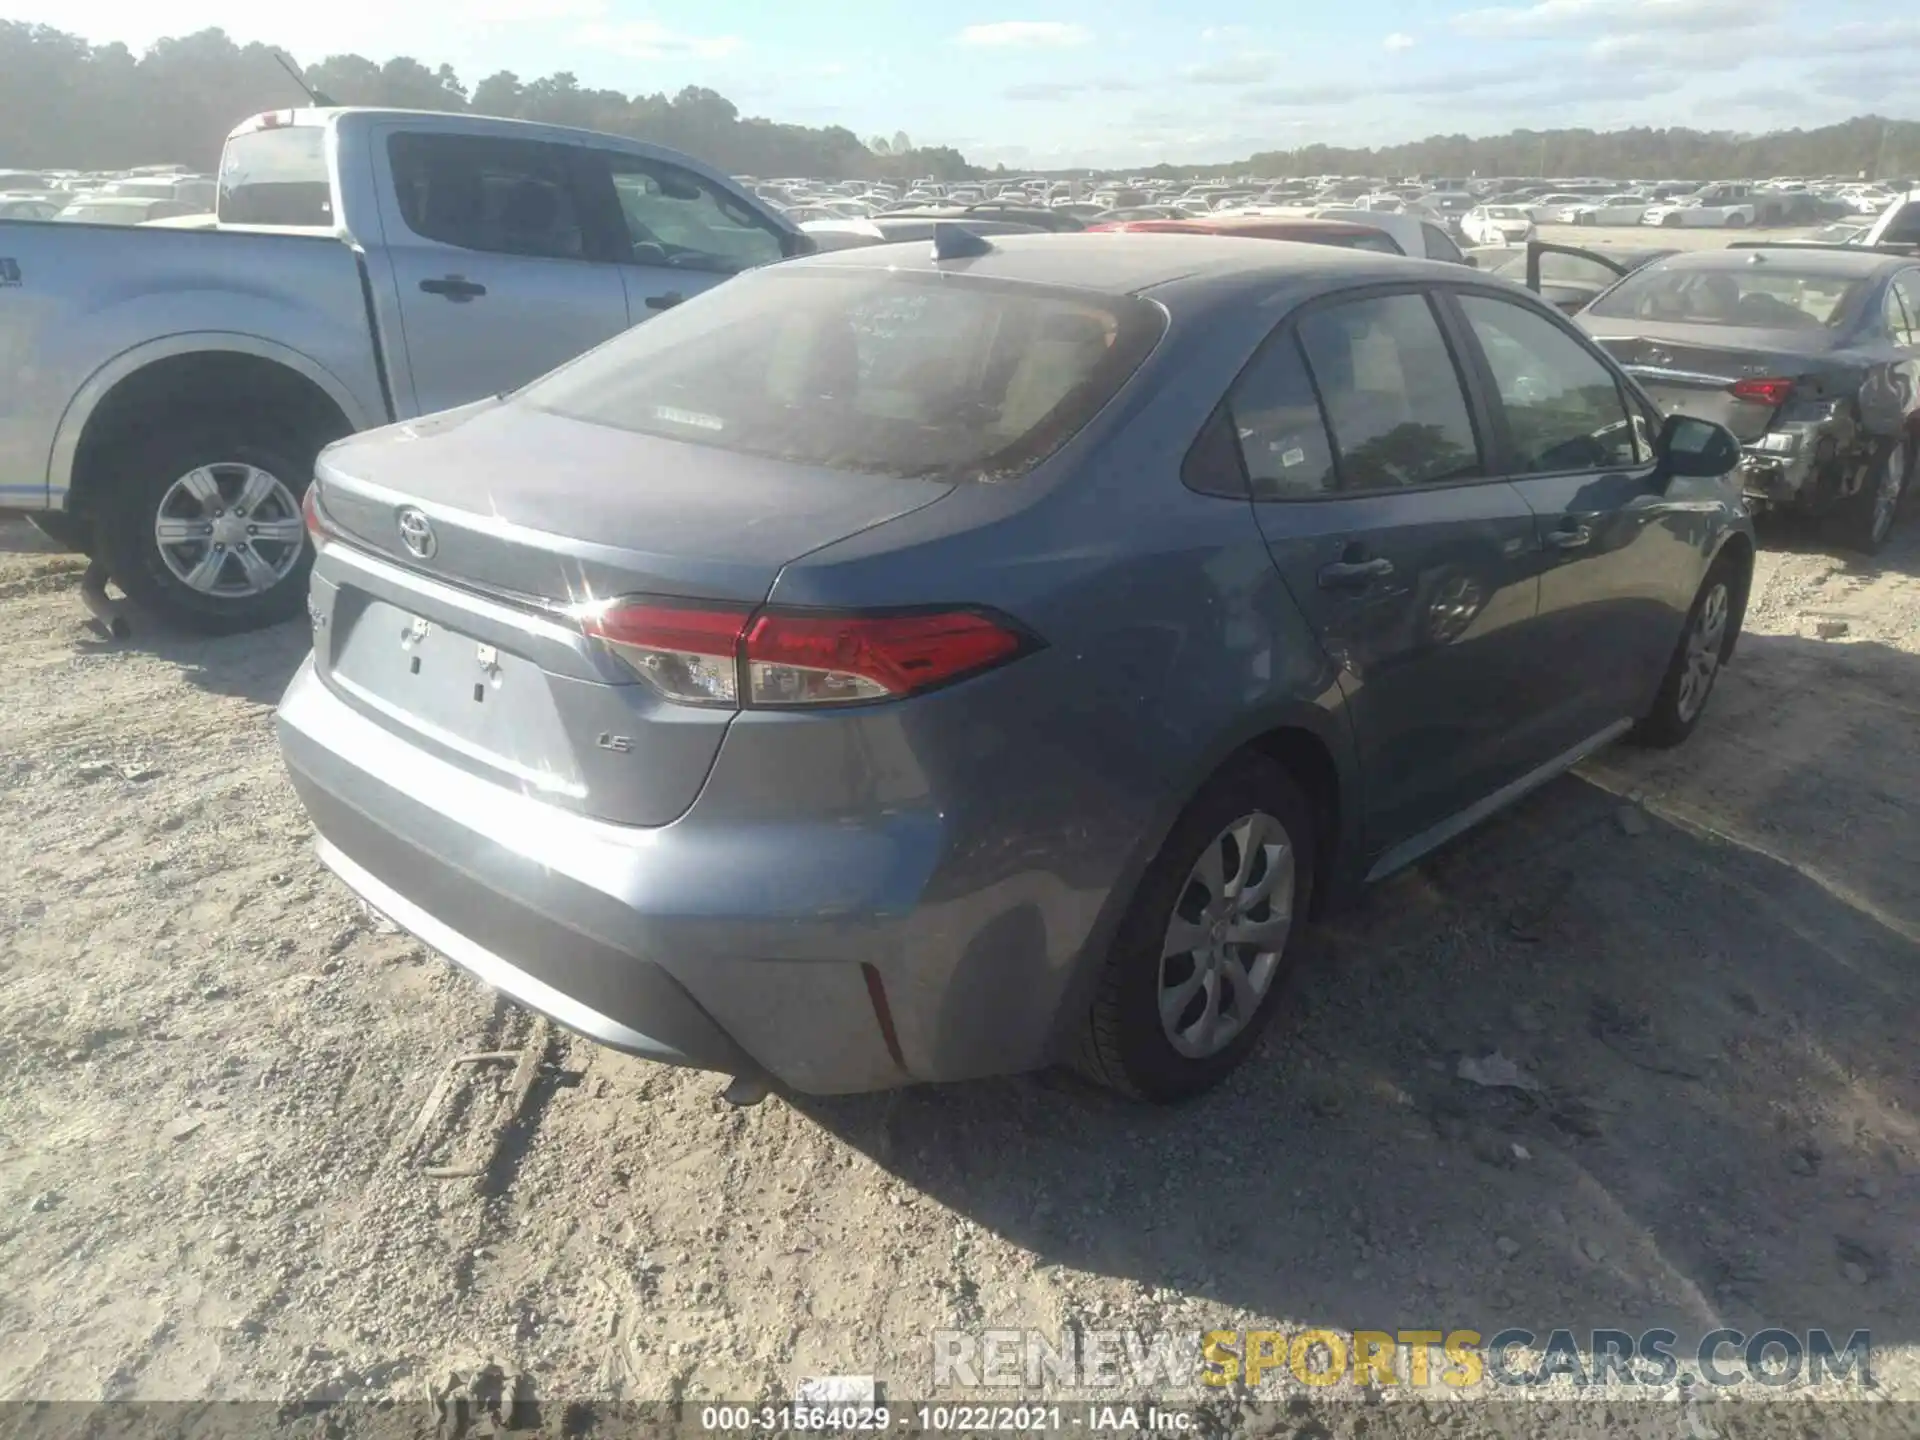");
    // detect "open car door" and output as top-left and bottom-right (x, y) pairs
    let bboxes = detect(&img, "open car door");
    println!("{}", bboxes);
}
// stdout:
(1522, 240), (1634, 315)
